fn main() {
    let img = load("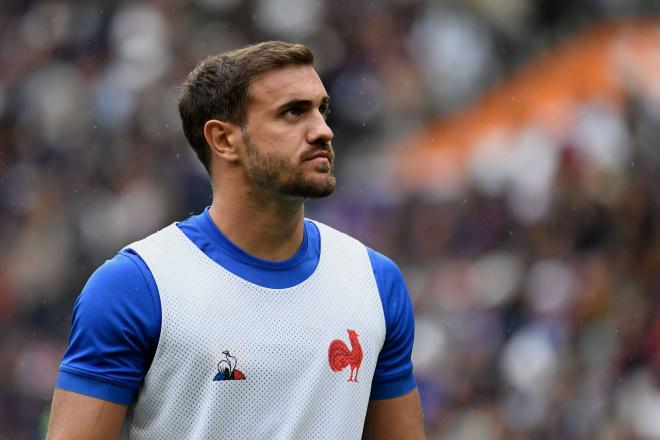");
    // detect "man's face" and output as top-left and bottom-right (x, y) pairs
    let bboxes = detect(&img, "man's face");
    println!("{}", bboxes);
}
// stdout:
(239, 65), (335, 199)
